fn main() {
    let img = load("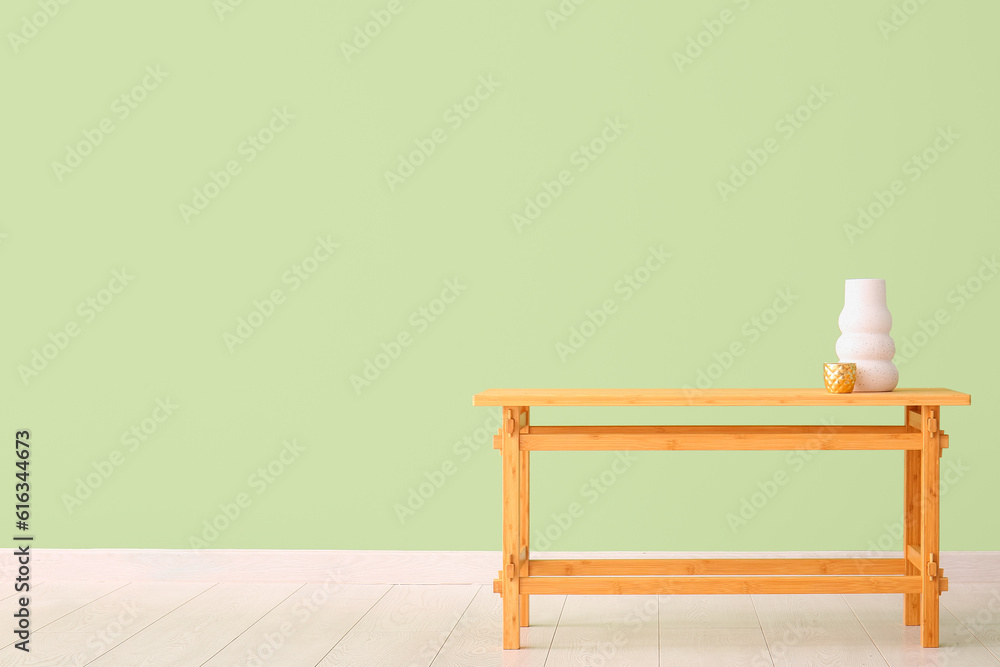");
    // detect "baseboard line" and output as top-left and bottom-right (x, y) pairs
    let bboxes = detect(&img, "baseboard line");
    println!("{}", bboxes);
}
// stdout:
(13, 550), (999, 584)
